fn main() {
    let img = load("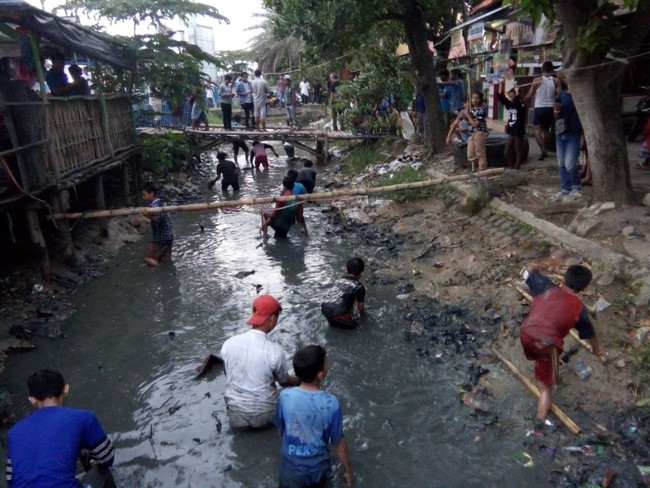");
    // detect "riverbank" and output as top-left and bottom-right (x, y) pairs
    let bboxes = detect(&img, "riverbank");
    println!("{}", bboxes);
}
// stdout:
(316, 135), (650, 487)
